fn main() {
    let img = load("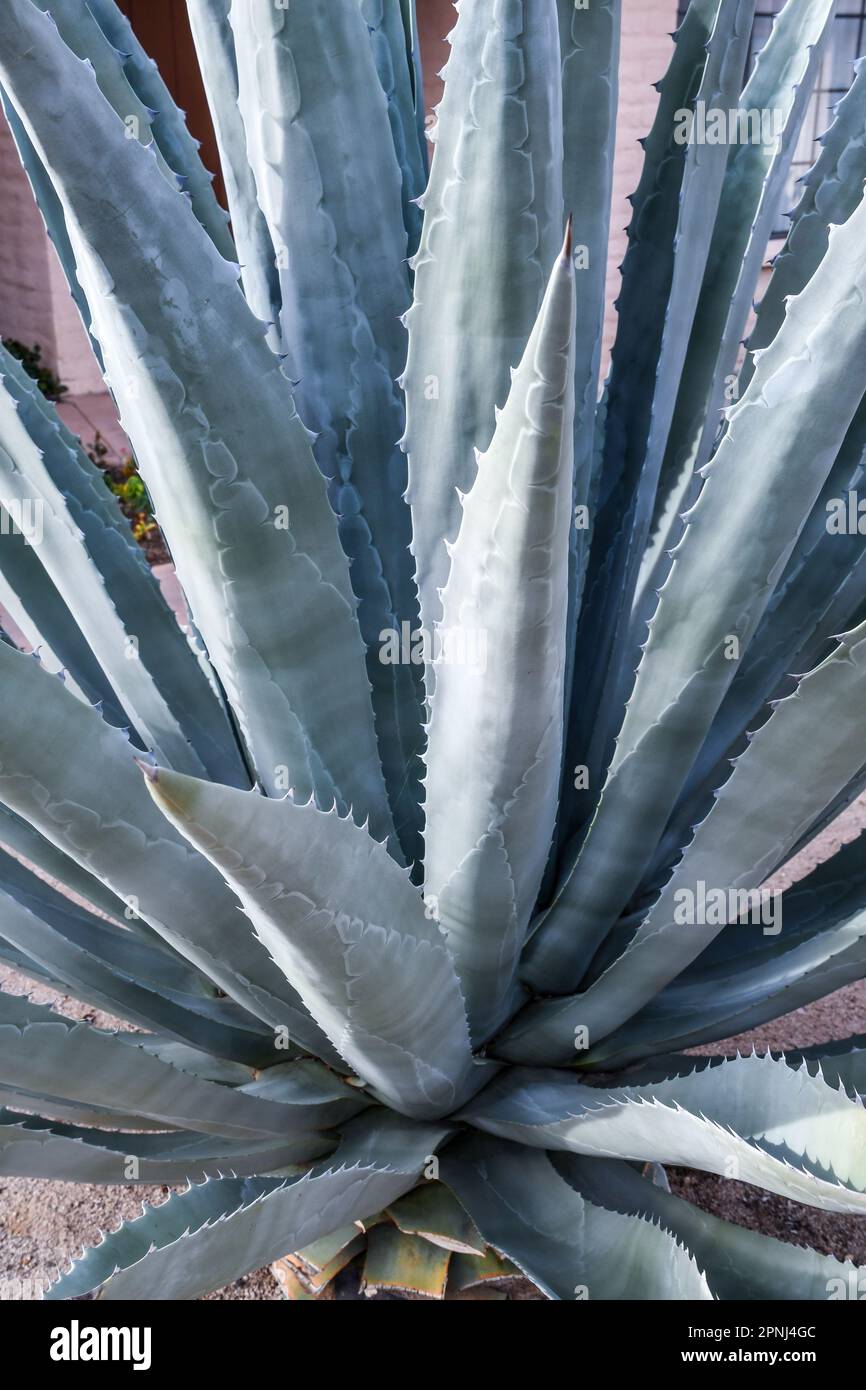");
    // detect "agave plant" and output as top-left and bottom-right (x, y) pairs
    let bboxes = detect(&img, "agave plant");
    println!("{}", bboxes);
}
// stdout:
(1, 0), (866, 1302)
